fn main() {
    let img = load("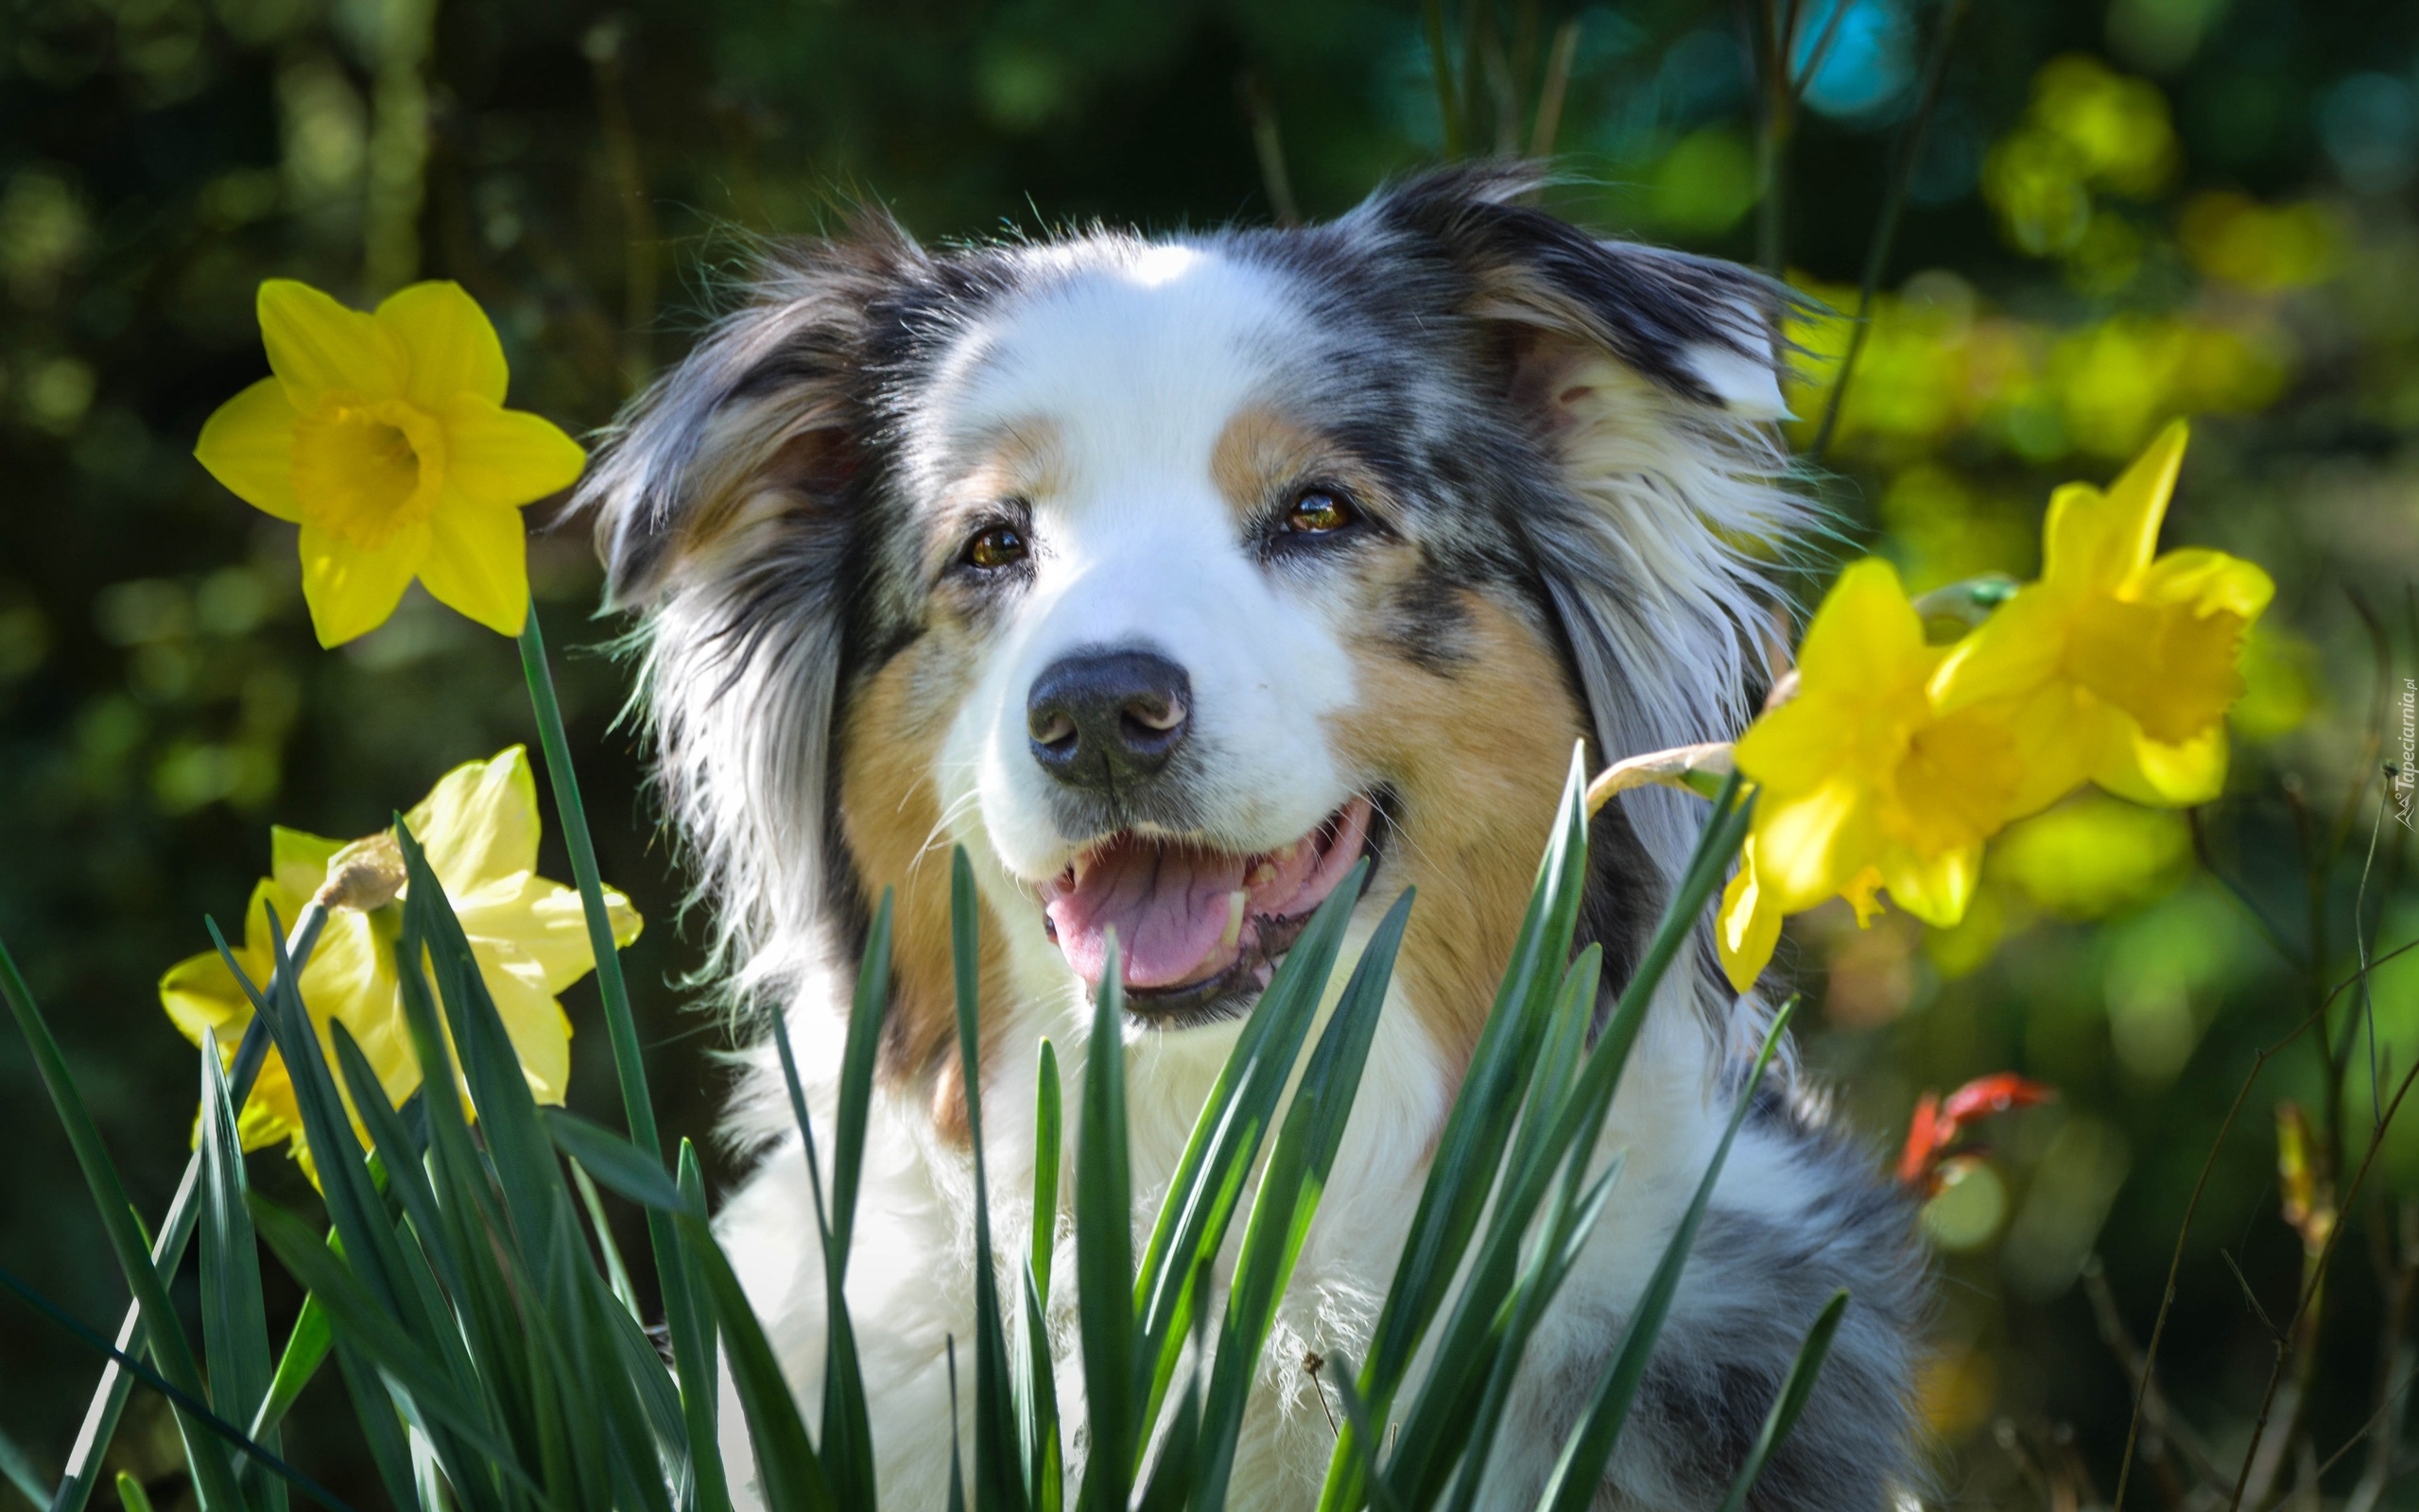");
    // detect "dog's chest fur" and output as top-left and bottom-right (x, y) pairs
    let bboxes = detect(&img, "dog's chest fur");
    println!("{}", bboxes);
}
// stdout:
(712, 942), (1920, 1512)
